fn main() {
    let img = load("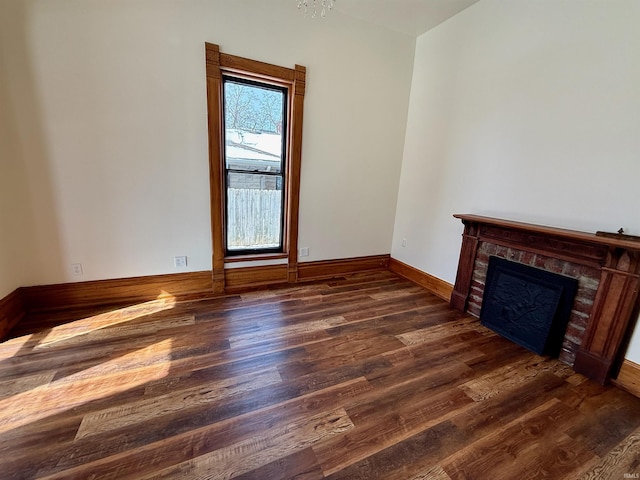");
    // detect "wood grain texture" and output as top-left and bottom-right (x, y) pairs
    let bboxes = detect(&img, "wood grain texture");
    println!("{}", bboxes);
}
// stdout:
(577, 426), (640, 480)
(220, 53), (296, 83)
(451, 220), (480, 311)
(1, 271), (639, 479)
(286, 63), (306, 283)
(574, 249), (640, 383)
(0, 288), (26, 340)
(23, 271), (213, 312)
(389, 257), (453, 301)
(440, 398), (597, 480)
(205, 42), (226, 293)
(613, 359), (640, 398)
(224, 252), (289, 263)
(297, 255), (390, 282)
(453, 214), (640, 252)
(224, 264), (289, 290)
